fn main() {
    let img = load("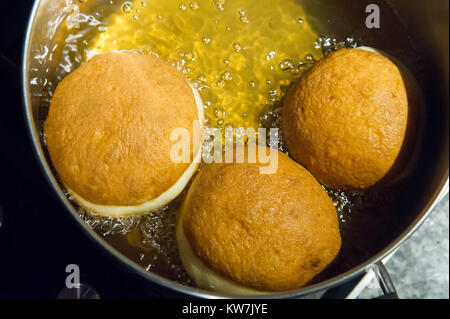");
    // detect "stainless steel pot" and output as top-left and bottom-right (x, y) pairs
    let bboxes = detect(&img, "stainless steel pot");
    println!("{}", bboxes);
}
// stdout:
(22, 0), (449, 298)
